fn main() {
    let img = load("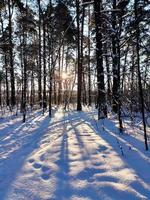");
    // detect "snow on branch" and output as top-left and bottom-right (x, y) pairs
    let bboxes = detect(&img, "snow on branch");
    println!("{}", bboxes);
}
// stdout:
(80, 1), (94, 7)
